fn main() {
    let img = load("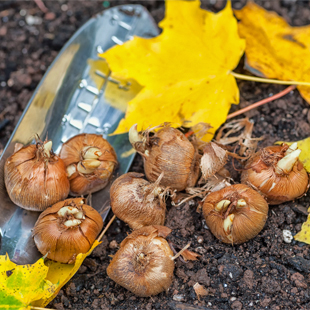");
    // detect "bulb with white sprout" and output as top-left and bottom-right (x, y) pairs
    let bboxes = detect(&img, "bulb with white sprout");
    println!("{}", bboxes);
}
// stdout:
(241, 143), (309, 205)
(33, 197), (103, 264)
